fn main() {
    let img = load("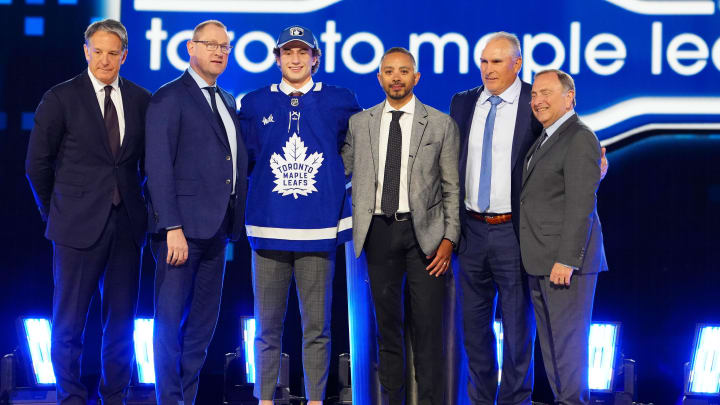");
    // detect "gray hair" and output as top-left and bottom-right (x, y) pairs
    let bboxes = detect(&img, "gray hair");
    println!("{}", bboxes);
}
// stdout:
(379, 47), (417, 72)
(192, 20), (227, 41)
(535, 68), (577, 107)
(85, 19), (128, 50)
(486, 31), (521, 59)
